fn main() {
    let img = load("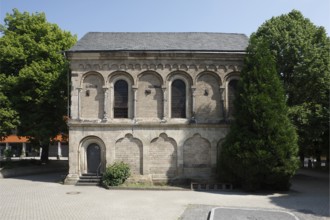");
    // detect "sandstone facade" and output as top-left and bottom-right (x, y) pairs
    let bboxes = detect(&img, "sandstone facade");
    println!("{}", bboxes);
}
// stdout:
(64, 32), (248, 184)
